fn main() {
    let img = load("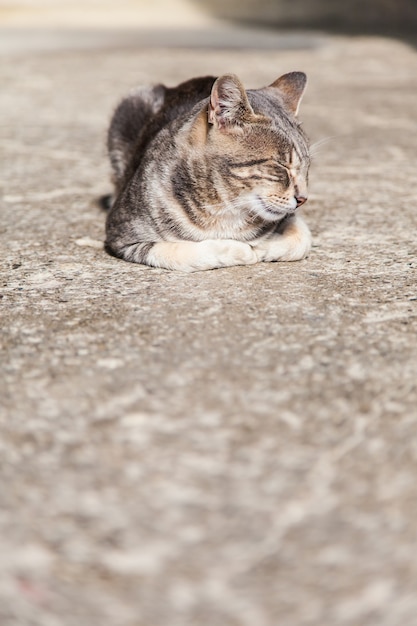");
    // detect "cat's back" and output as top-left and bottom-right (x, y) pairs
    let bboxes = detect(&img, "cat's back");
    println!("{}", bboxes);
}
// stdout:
(124, 75), (215, 179)
(162, 75), (216, 121)
(140, 75), (216, 148)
